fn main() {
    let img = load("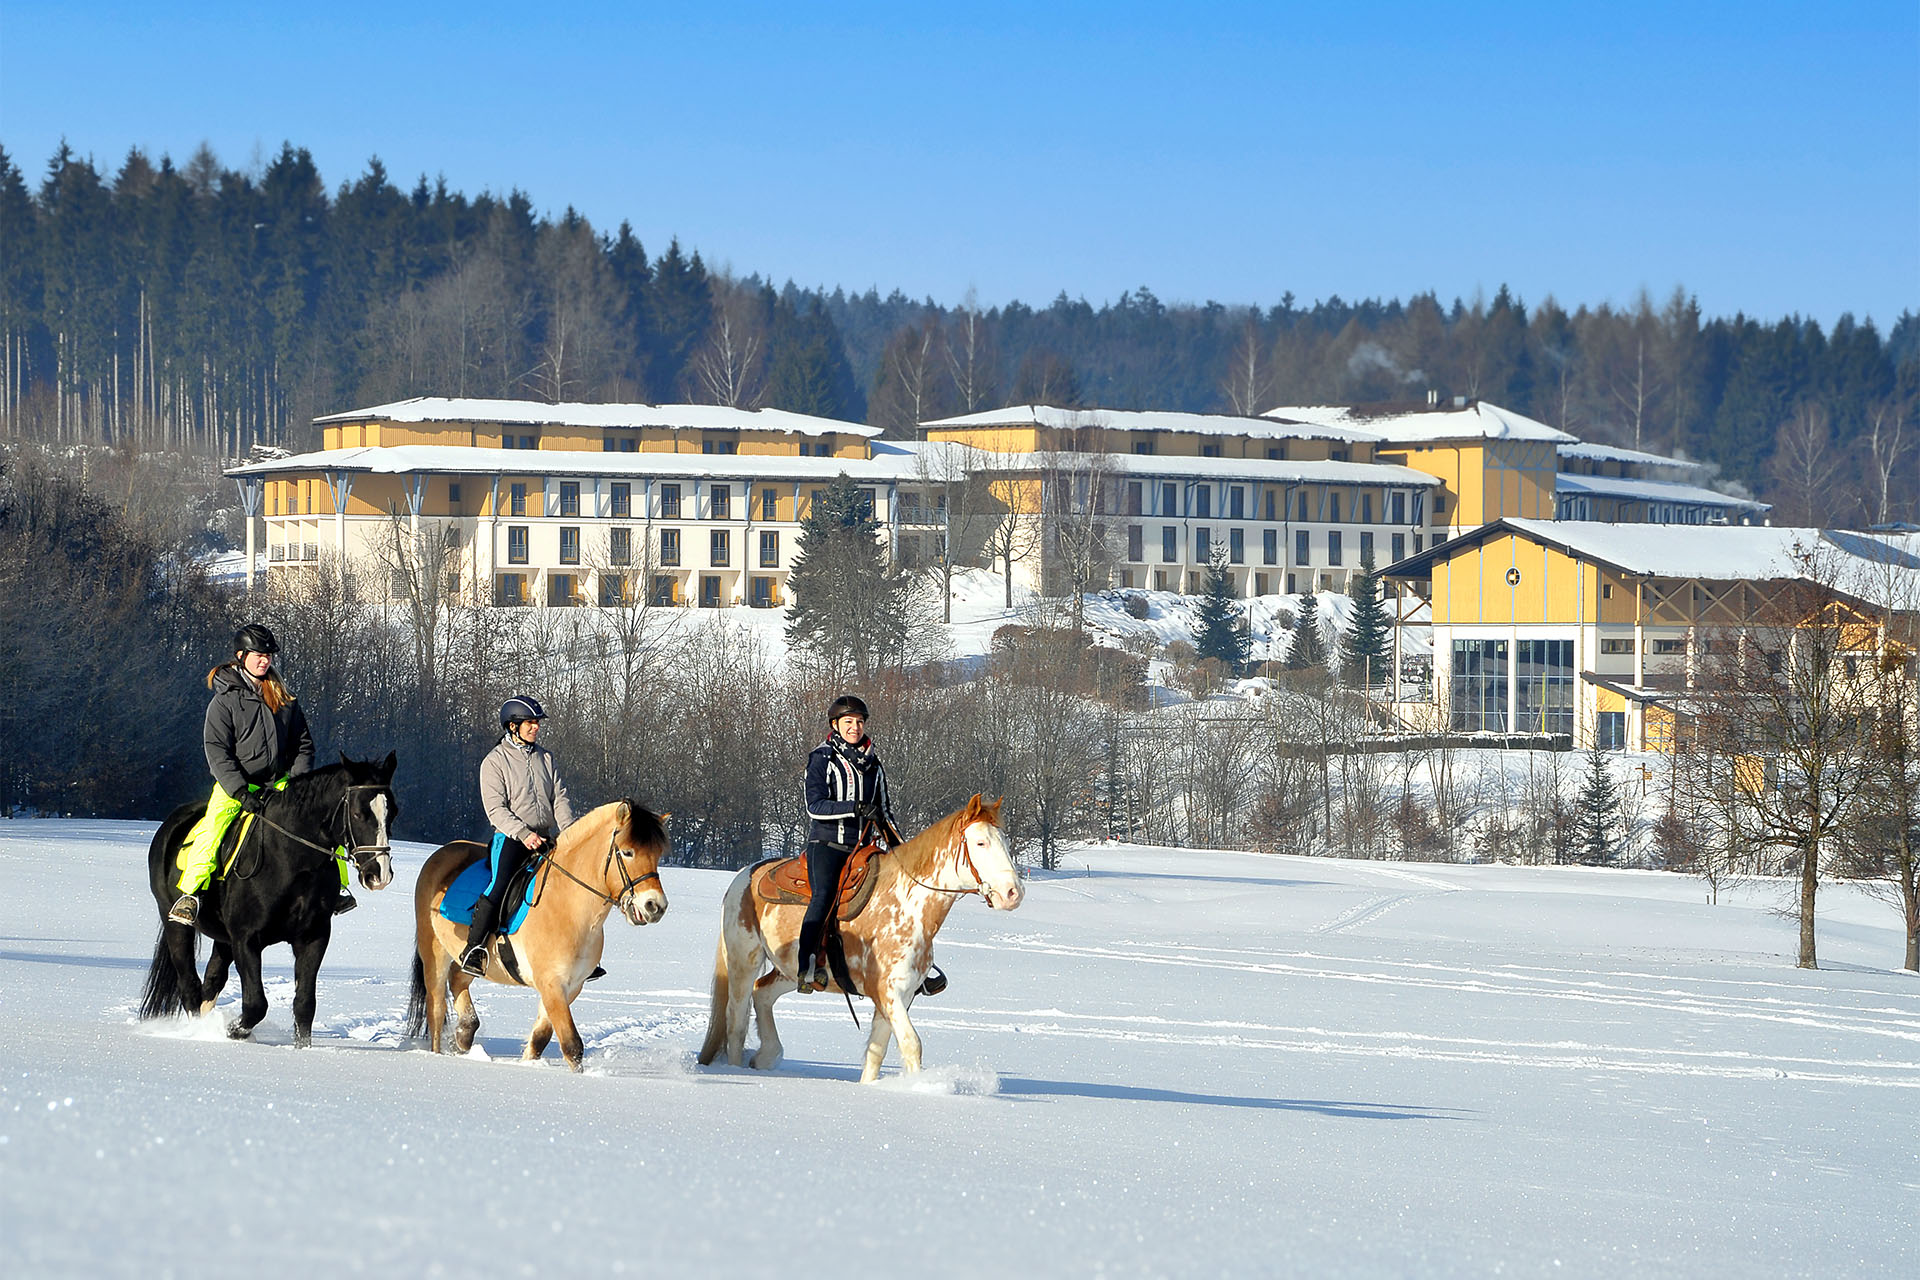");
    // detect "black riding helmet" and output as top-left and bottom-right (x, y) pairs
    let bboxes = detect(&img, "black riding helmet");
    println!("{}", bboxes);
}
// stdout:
(827, 694), (869, 722)
(500, 695), (548, 728)
(233, 623), (279, 656)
